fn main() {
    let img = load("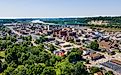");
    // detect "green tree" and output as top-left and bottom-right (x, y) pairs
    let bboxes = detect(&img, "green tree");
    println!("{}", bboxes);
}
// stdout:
(90, 66), (100, 74)
(67, 52), (82, 63)
(4, 67), (14, 75)
(71, 48), (83, 55)
(1, 62), (7, 72)
(90, 40), (99, 51)
(31, 63), (45, 75)
(56, 61), (75, 75)
(49, 44), (56, 52)
(35, 52), (51, 63)
(12, 65), (27, 75)
(11, 37), (17, 43)
(45, 55), (57, 66)
(28, 35), (32, 41)
(0, 60), (2, 73)
(74, 62), (89, 75)
(29, 46), (40, 55)
(42, 67), (56, 75)
(35, 36), (46, 44)
(105, 71), (114, 75)
(19, 53), (30, 64)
